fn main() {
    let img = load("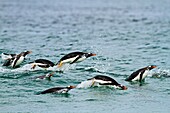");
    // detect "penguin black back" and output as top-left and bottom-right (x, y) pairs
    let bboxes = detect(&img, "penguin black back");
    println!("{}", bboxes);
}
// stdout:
(58, 52), (85, 62)
(34, 59), (55, 67)
(88, 75), (120, 86)
(40, 86), (75, 94)
(40, 87), (65, 94)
